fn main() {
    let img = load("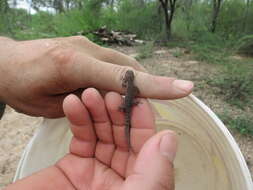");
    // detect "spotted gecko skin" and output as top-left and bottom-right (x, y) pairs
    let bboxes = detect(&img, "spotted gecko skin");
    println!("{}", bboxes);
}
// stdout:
(120, 70), (139, 149)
